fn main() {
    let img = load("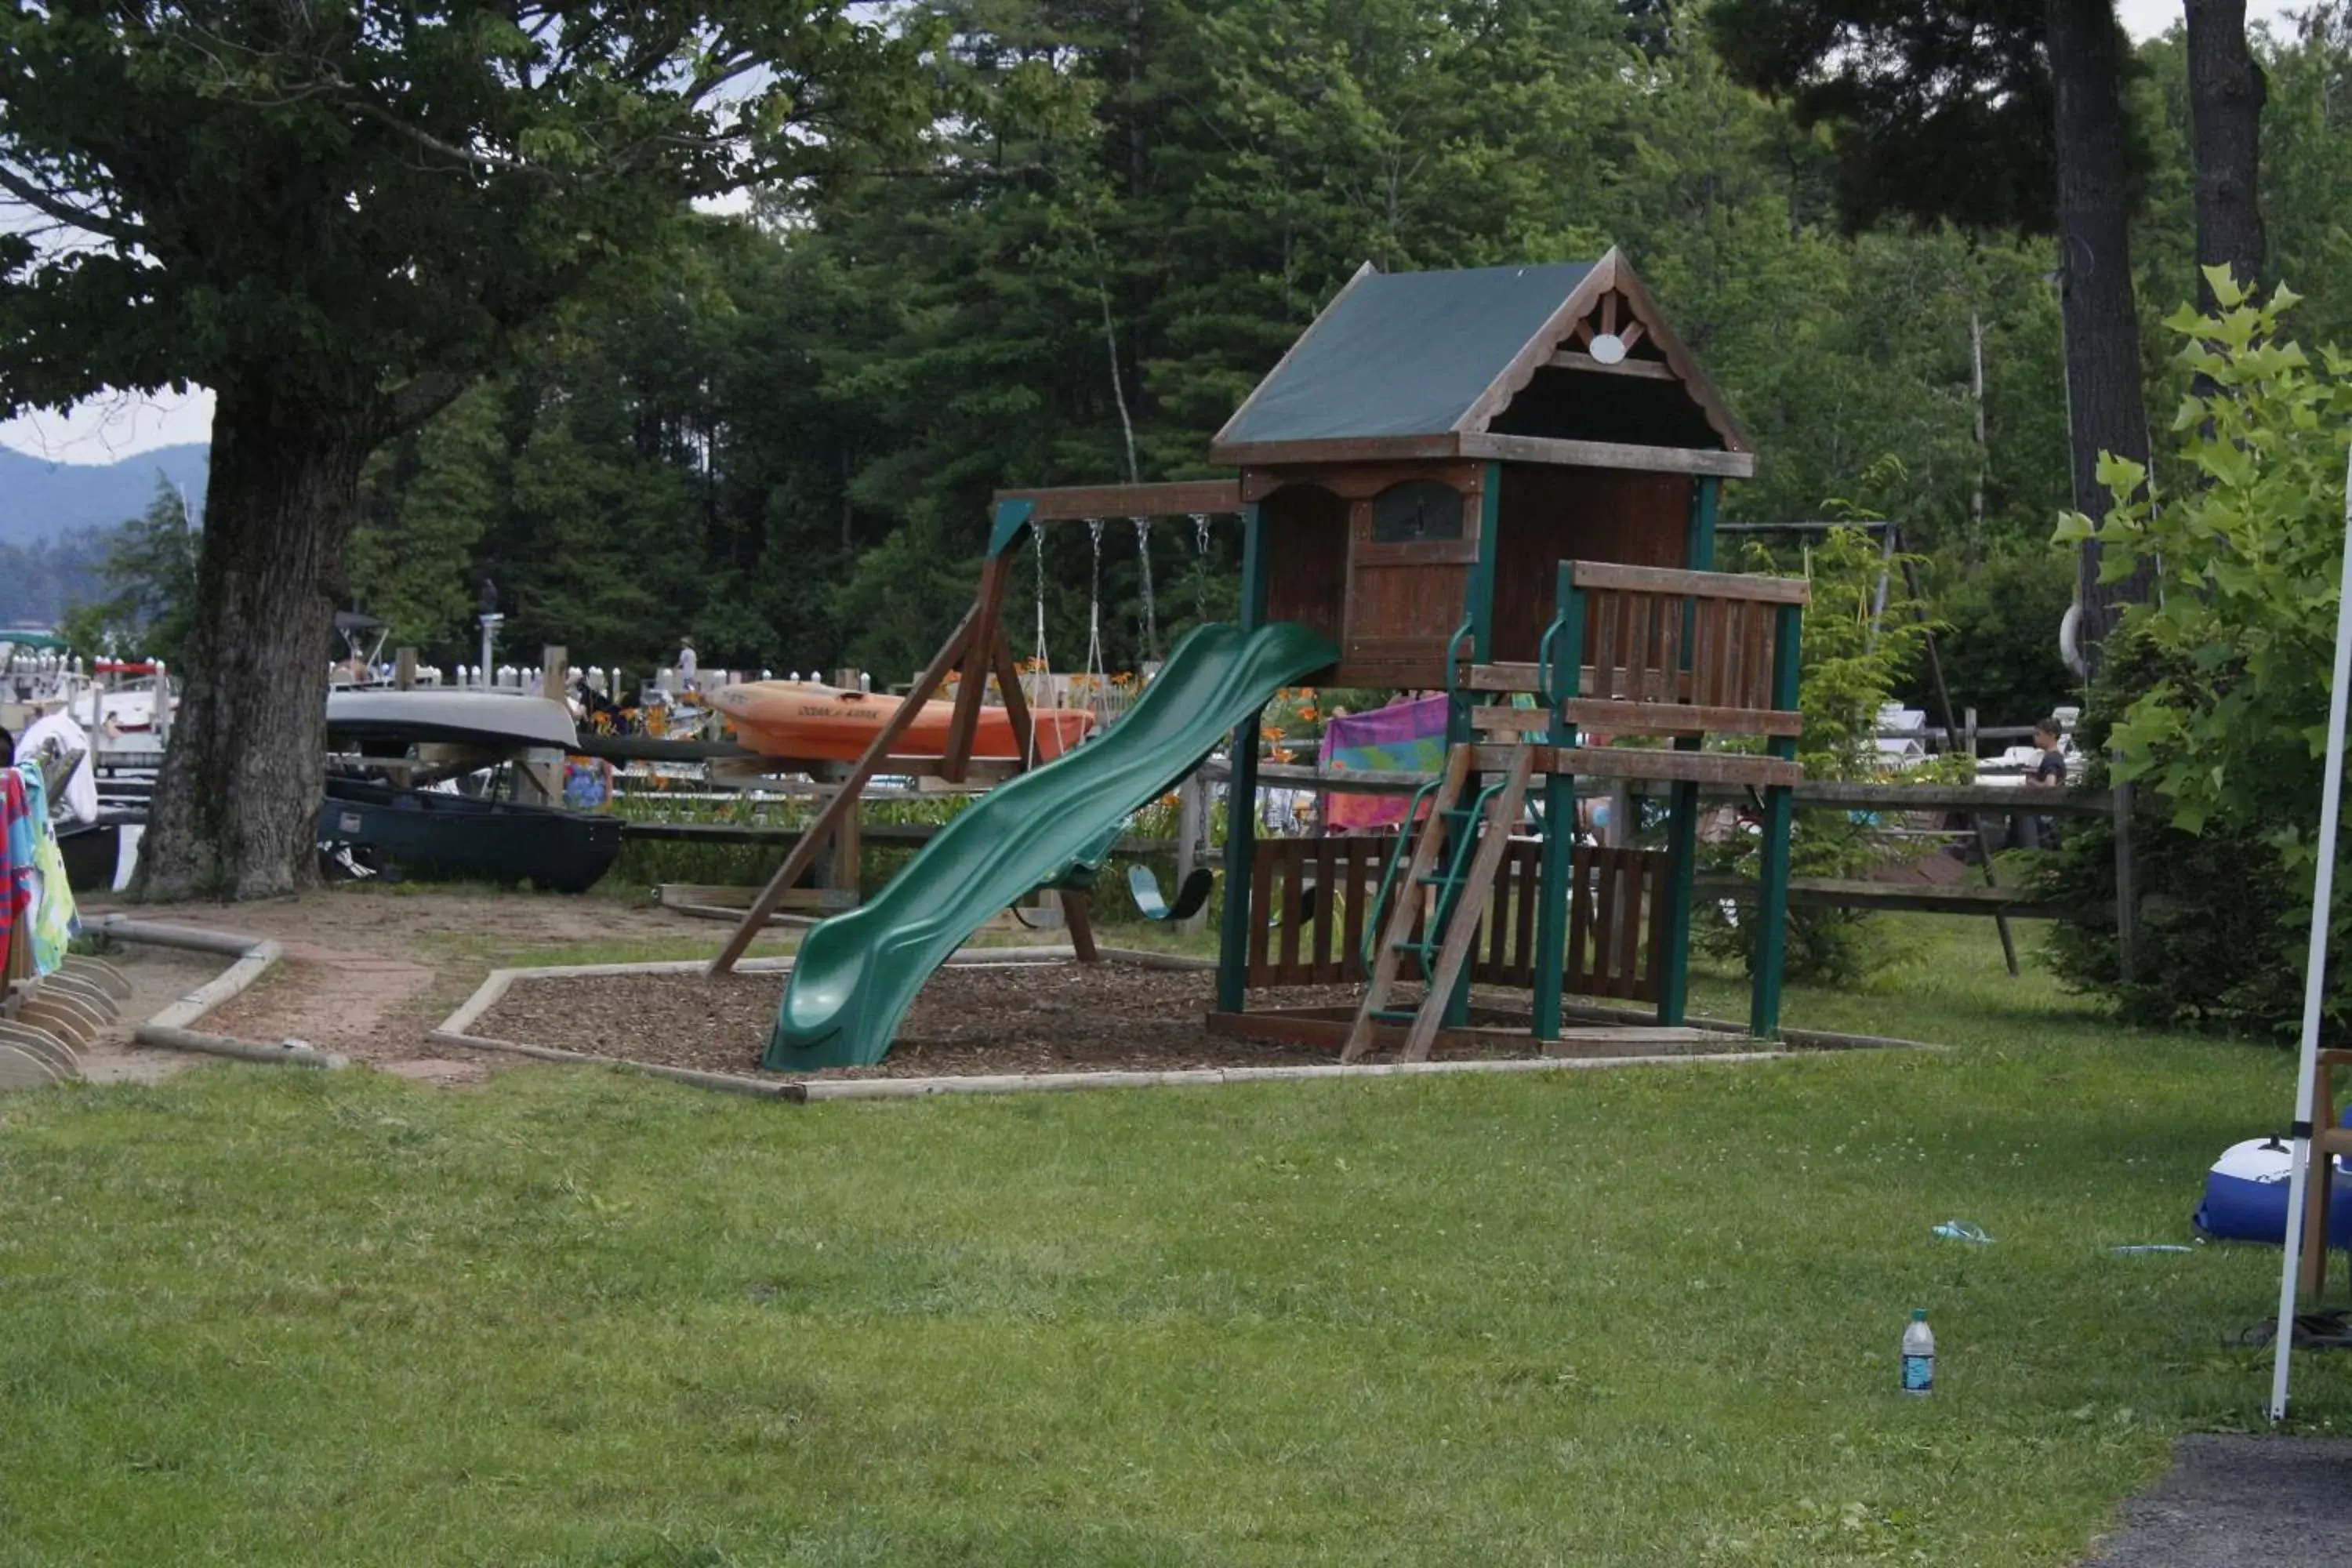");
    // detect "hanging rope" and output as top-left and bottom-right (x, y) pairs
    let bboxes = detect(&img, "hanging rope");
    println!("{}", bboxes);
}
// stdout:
(1133, 515), (1160, 667)
(1190, 512), (1210, 622)
(1026, 528), (1053, 769)
(1083, 517), (1115, 726)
